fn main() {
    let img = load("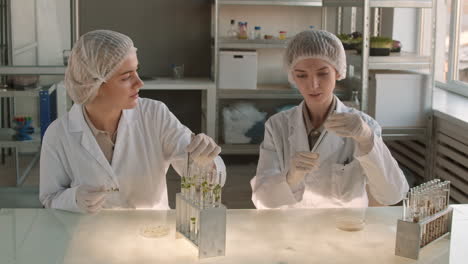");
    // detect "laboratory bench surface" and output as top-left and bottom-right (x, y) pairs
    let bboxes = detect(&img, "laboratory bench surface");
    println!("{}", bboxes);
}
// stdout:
(0, 205), (467, 264)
